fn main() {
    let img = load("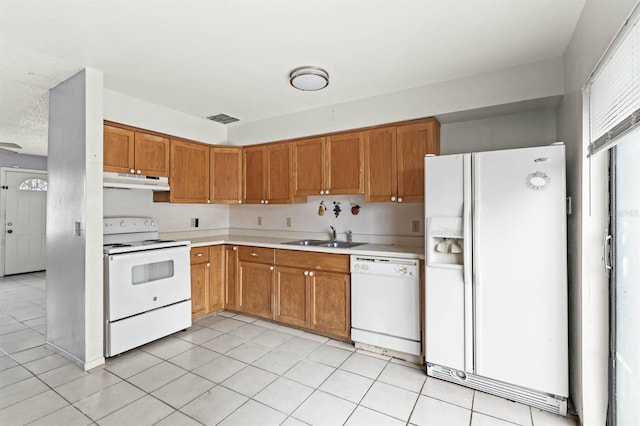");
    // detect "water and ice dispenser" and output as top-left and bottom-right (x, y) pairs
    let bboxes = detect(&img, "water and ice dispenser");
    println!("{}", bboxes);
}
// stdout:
(426, 217), (464, 268)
